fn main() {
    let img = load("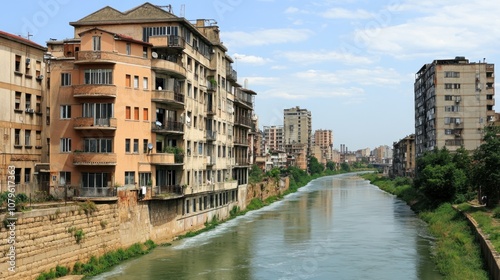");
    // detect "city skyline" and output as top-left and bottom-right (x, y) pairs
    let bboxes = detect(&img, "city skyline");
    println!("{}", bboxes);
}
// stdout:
(0, 0), (498, 151)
